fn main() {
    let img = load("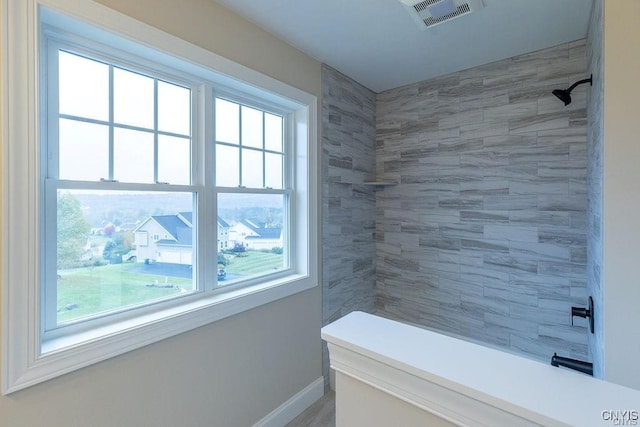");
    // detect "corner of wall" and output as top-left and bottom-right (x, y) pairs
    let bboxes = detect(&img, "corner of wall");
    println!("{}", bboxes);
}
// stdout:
(321, 64), (377, 389)
(586, 0), (604, 379)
